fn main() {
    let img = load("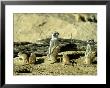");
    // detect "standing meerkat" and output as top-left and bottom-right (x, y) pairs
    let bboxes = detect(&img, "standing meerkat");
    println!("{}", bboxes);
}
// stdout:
(62, 54), (70, 65)
(47, 31), (60, 63)
(84, 43), (92, 65)
(17, 52), (29, 64)
(29, 52), (36, 64)
(48, 31), (59, 55)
